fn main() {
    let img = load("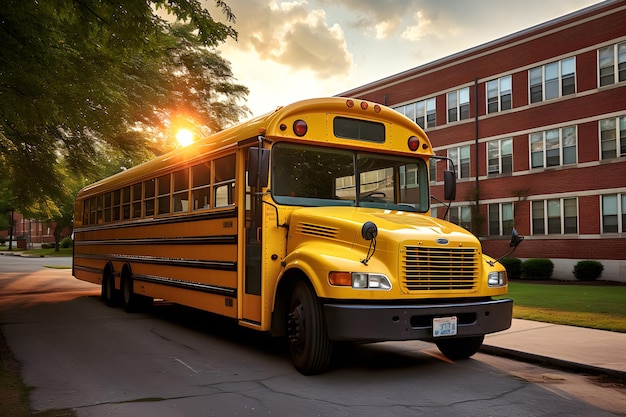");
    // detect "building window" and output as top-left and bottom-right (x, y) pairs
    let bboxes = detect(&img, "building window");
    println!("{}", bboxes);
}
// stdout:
(450, 206), (472, 230)
(487, 138), (513, 175)
(600, 116), (626, 159)
(448, 145), (471, 179)
(447, 87), (470, 123)
(488, 202), (514, 236)
(531, 198), (578, 235)
(486, 75), (512, 114)
(394, 97), (436, 130)
(530, 126), (577, 169)
(599, 41), (626, 87)
(429, 159), (437, 183)
(529, 57), (576, 103)
(602, 194), (626, 233)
